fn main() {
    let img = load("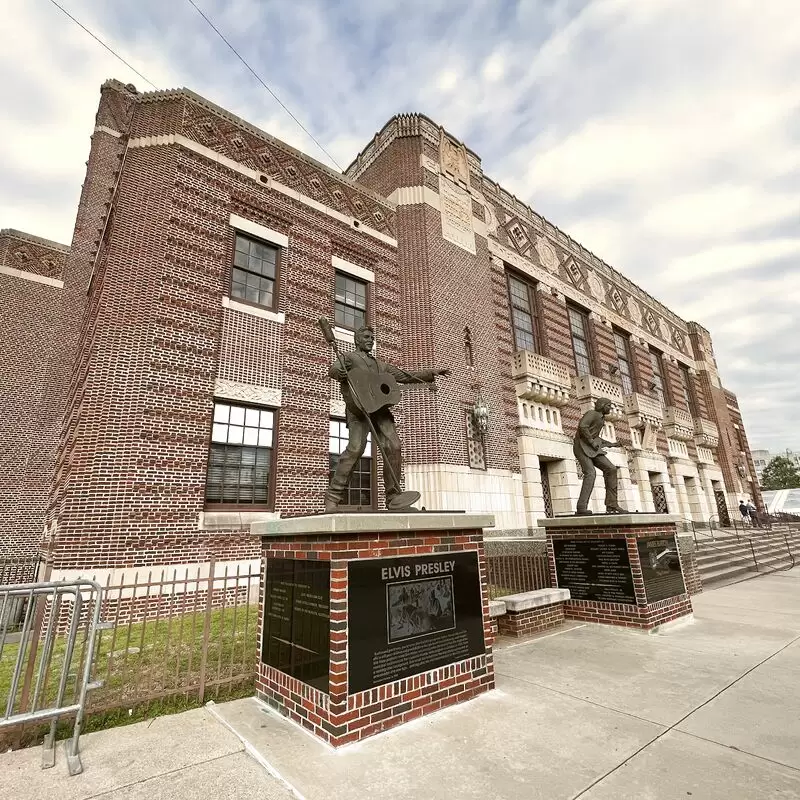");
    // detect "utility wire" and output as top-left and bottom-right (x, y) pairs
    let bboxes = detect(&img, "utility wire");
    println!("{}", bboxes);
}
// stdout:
(45, 0), (158, 90)
(184, 0), (342, 170)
